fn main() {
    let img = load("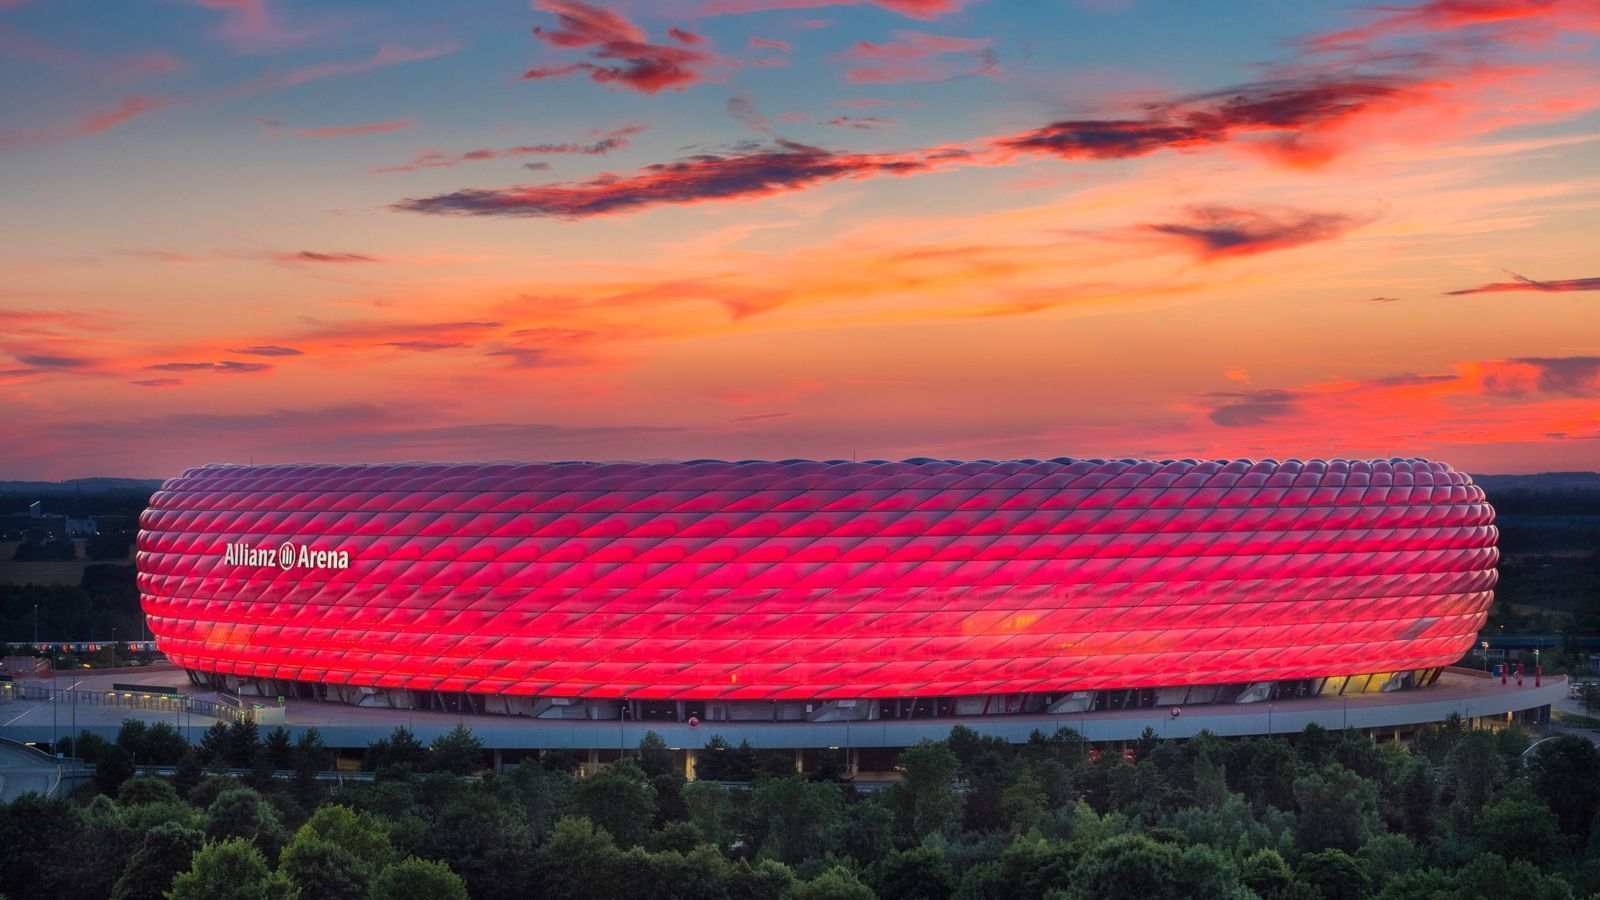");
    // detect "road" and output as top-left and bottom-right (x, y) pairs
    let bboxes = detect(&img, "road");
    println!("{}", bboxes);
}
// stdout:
(1547, 687), (1600, 746)
(0, 740), (64, 801)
